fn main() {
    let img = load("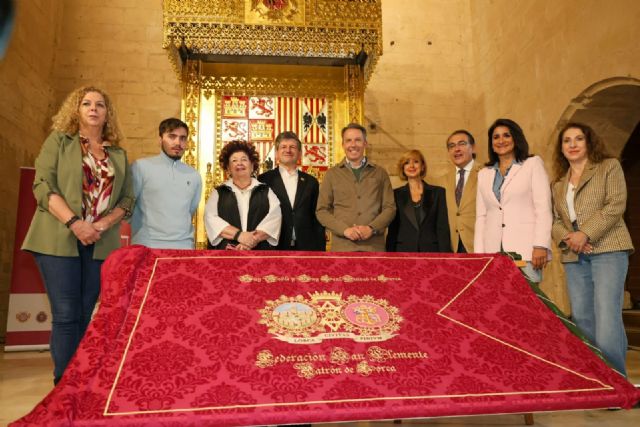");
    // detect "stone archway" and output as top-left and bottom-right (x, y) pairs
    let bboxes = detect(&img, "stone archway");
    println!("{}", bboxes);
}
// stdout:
(555, 77), (640, 158)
